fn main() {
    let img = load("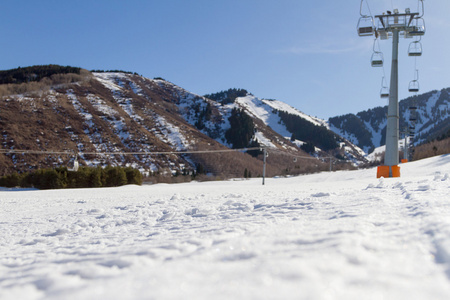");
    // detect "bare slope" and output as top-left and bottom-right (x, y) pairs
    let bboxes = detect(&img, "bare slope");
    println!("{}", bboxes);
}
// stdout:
(2, 69), (341, 177)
